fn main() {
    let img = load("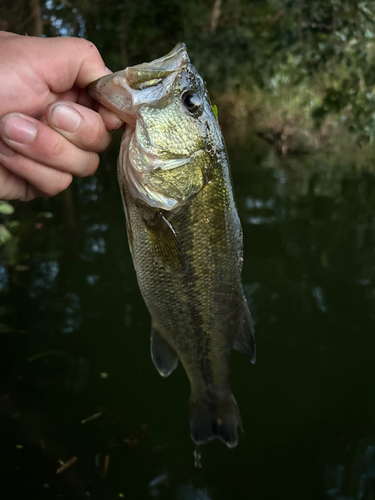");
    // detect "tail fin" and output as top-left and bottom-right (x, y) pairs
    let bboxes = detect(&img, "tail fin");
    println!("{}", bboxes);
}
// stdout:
(189, 390), (242, 448)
